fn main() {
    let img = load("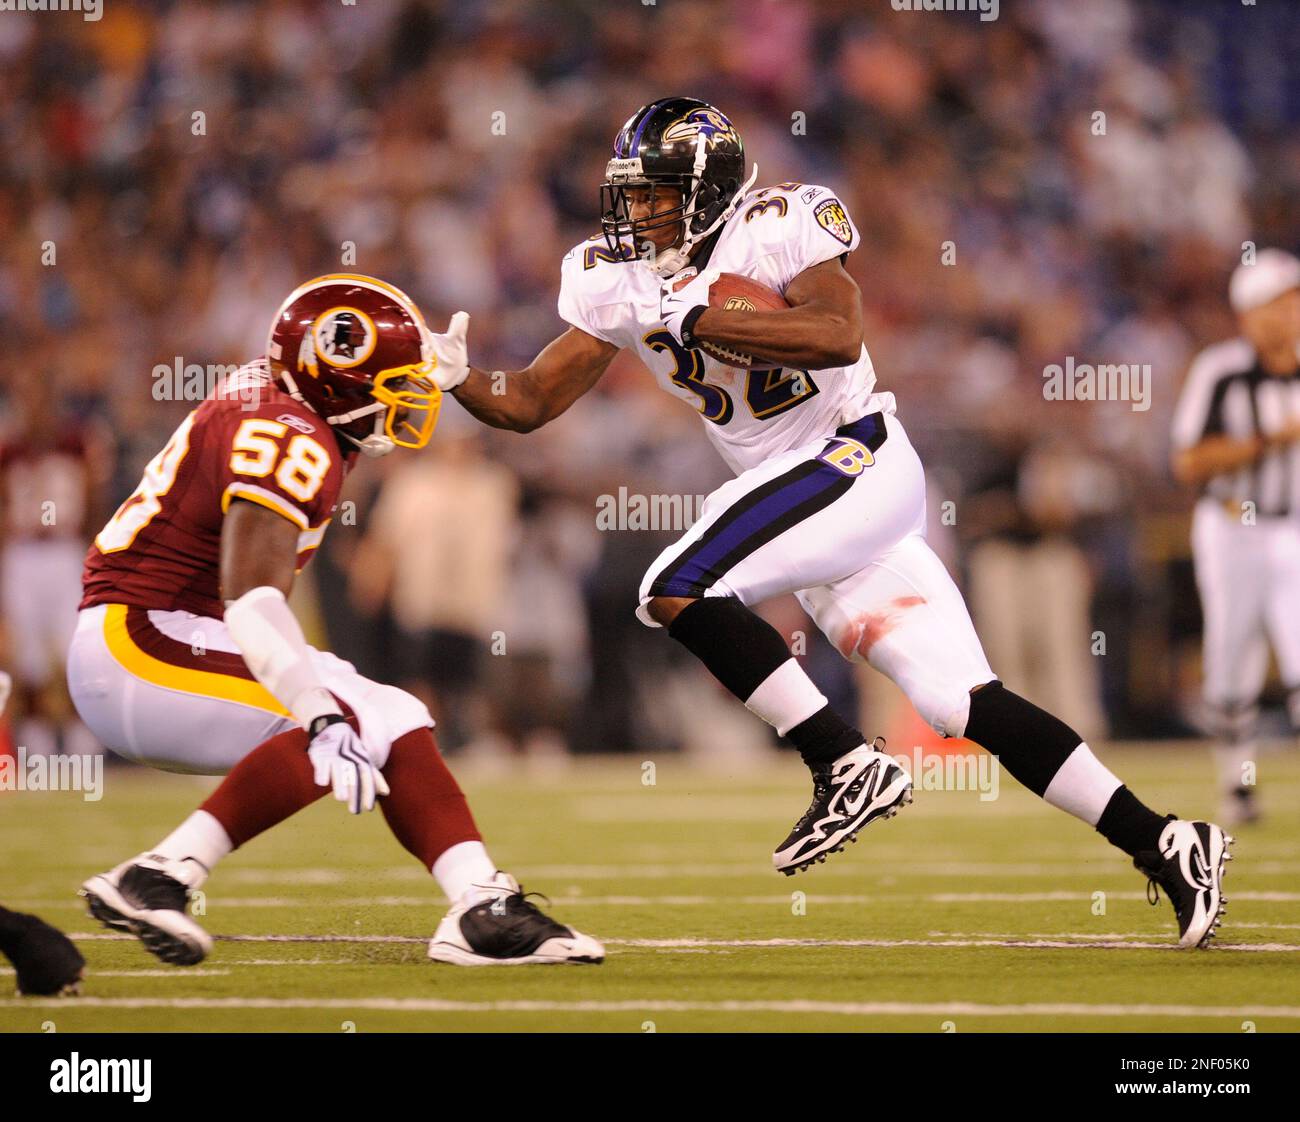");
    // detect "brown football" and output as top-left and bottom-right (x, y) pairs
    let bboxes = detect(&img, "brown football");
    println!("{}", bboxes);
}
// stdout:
(703, 272), (789, 369)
